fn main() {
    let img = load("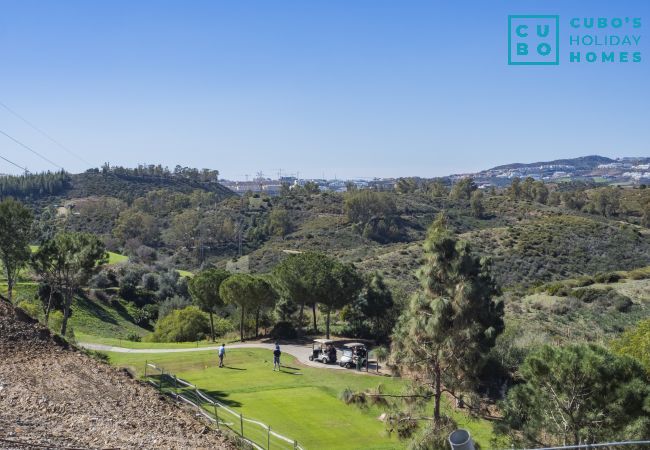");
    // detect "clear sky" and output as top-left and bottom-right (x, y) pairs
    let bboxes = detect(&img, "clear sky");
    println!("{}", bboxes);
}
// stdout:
(0, 0), (648, 179)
